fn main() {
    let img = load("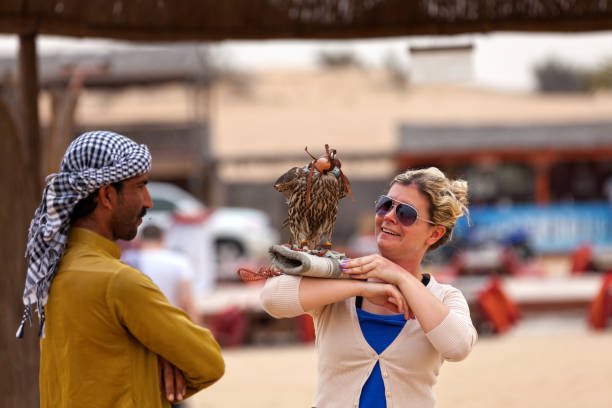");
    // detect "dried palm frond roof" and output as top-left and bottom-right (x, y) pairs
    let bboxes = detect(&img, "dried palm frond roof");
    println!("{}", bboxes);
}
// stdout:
(2, 1), (612, 41)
